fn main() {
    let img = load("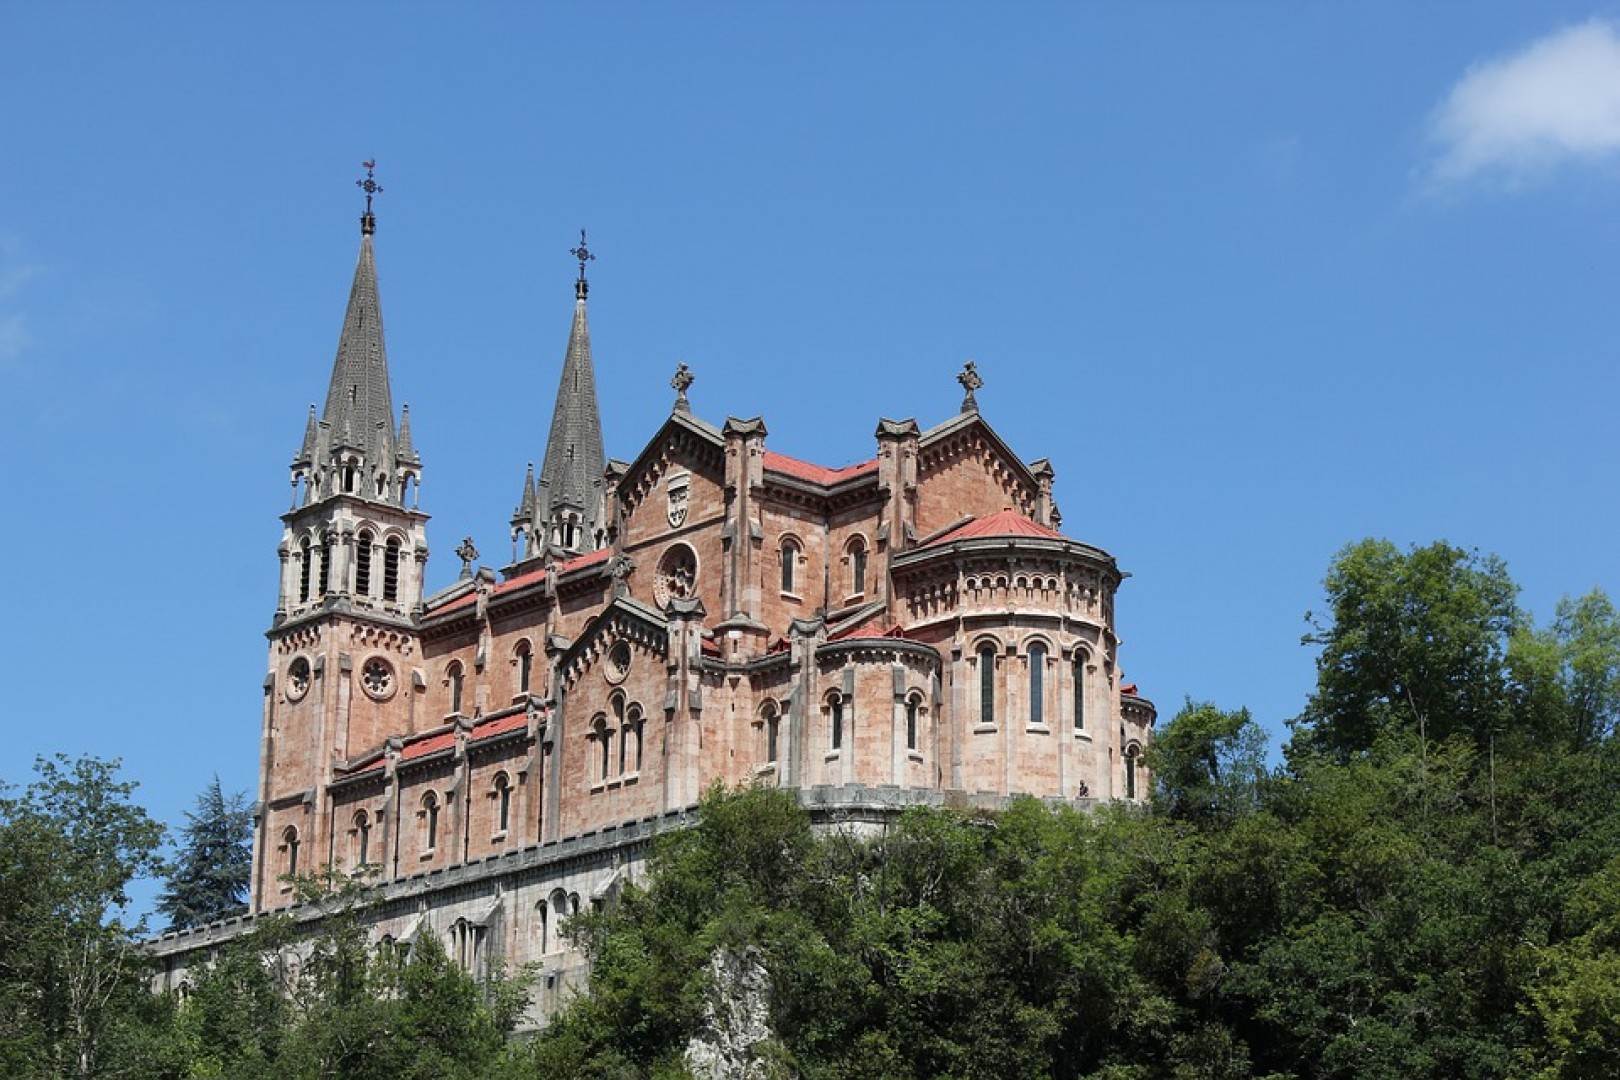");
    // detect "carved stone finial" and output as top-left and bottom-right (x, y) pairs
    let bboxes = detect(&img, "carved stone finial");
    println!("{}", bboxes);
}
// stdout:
(356, 160), (383, 235)
(570, 229), (595, 300)
(957, 360), (983, 413)
(671, 362), (694, 413)
(455, 536), (479, 579)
